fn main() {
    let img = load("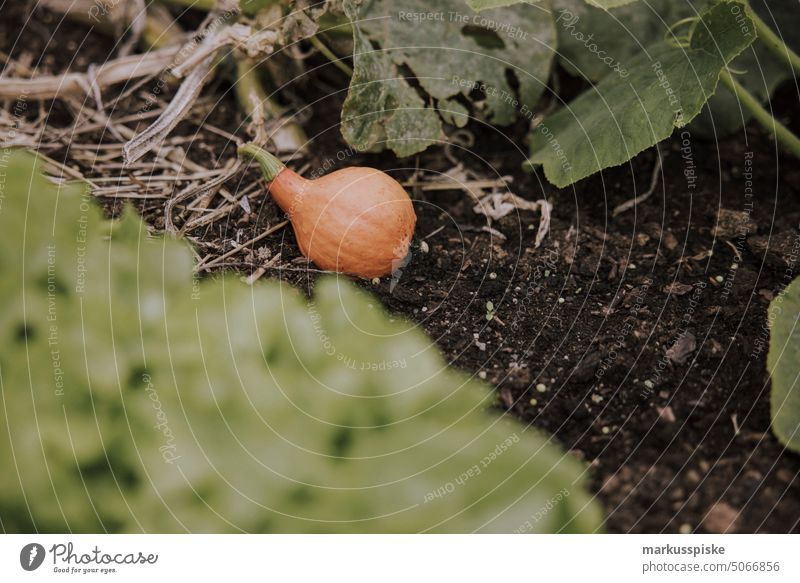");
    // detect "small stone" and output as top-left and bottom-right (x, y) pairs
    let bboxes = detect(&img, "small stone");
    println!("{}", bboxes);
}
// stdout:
(644, 380), (655, 389)
(715, 275), (724, 283)
(601, 426), (610, 434)
(536, 383), (548, 393)
(489, 272), (497, 280)
(663, 282), (694, 296)
(657, 406), (676, 423)
(703, 502), (740, 533)
(679, 523), (692, 534)
(420, 240), (430, 253)
(372, 277), (380, 285)
(558, 297), (565, 304)
(714, 208), (757, 239)
(573, 351), (601, 382)
(758, 288), (775, 301)
(666, 332), (697, 365)
(529, 398), (538, 406)
(478, 371), (487, 380)
(591, 394), (603, 404)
